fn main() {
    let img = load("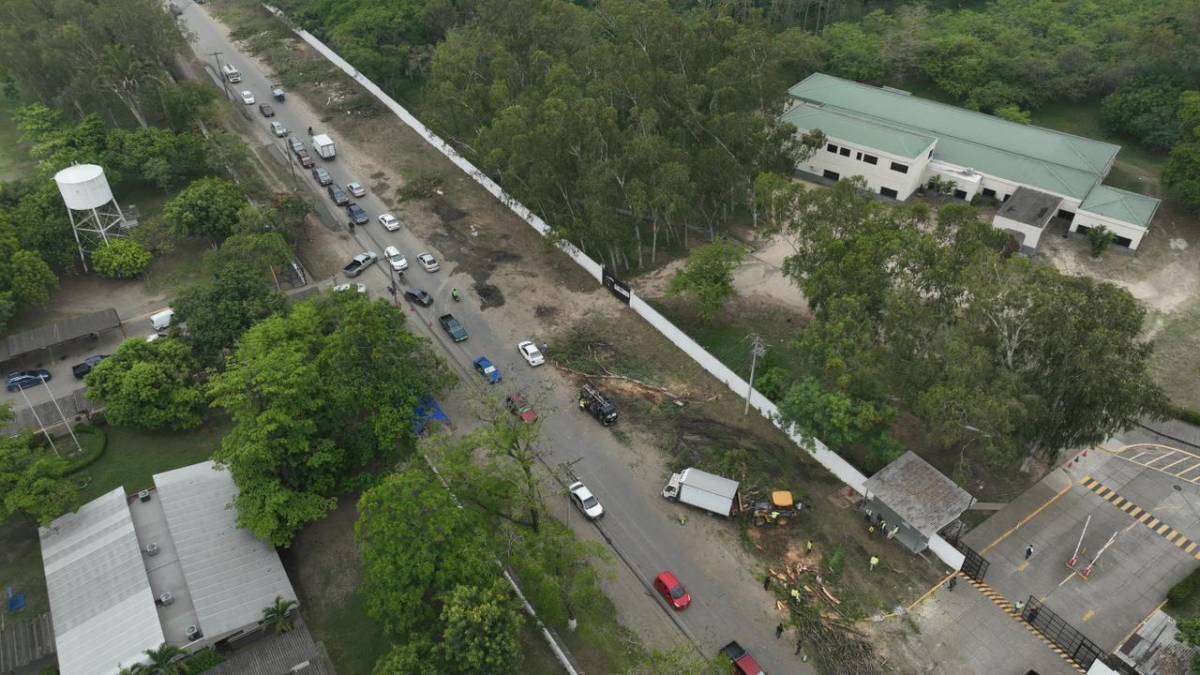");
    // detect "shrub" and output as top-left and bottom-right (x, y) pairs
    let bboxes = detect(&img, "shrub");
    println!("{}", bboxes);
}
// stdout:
(1168, 405), (1200, 427)
(1167, 575), (1195, 608)
(1087, 226), (1117, 257)
(185, 648), (224, 673)
(58, 426), (107, 475)
(91, 239), (153, 279)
